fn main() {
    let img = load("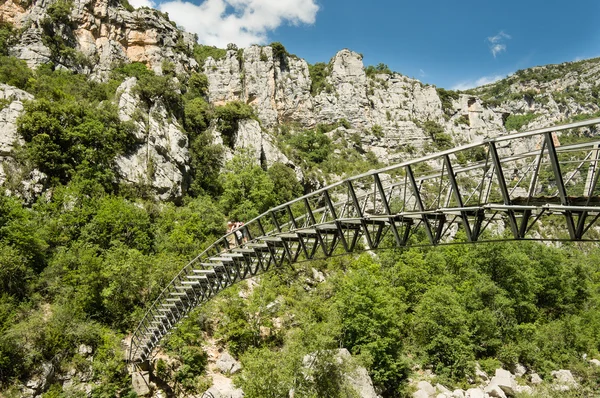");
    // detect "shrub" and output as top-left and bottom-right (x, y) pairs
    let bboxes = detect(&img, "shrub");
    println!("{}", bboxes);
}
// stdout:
(423, 120), (452, 149)
(371, 124), (384, 138)
(365, 63), (392, 77)
(0, 56), (33, 90)
(437, 88), (459, 115)
(214, 101), (256, 147)
(0, 22), (16, 56)
(193, 44), (227, 66)
(504, 113), (538, 132)
(270, 42), (288, 63)
(308, 62), (332, 95)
